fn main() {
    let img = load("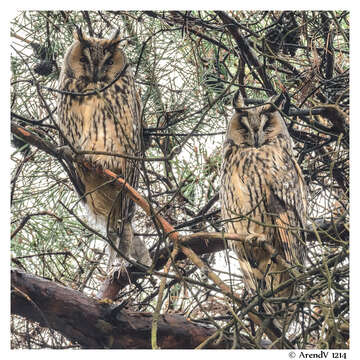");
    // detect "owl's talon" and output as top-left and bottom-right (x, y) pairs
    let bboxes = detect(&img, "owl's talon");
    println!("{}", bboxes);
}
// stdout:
(245, 234), (267, 248)
(270, 250), (280, 263)
(107, 258), (130, 280)
(98, 298), (114, 304)
(56, 145), (75, 160)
